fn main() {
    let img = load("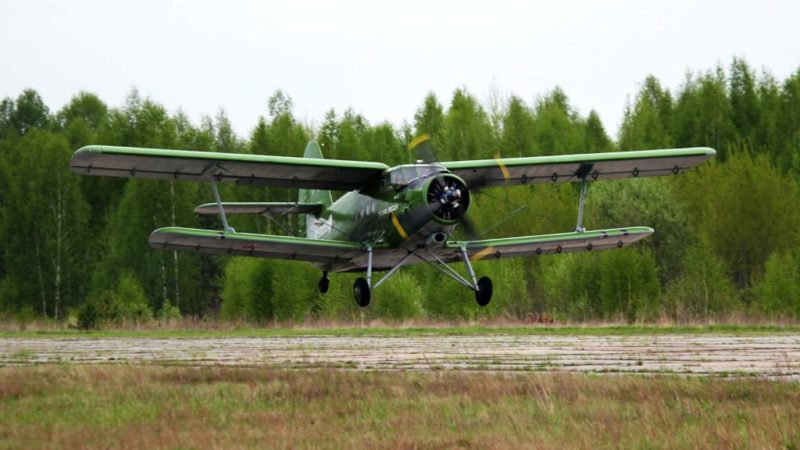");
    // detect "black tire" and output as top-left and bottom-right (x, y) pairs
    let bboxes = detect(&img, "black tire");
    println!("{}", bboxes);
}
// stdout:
(353, 277), (371, 307)
(475, 276), (493, 307)
(318, 278), (329, 294)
